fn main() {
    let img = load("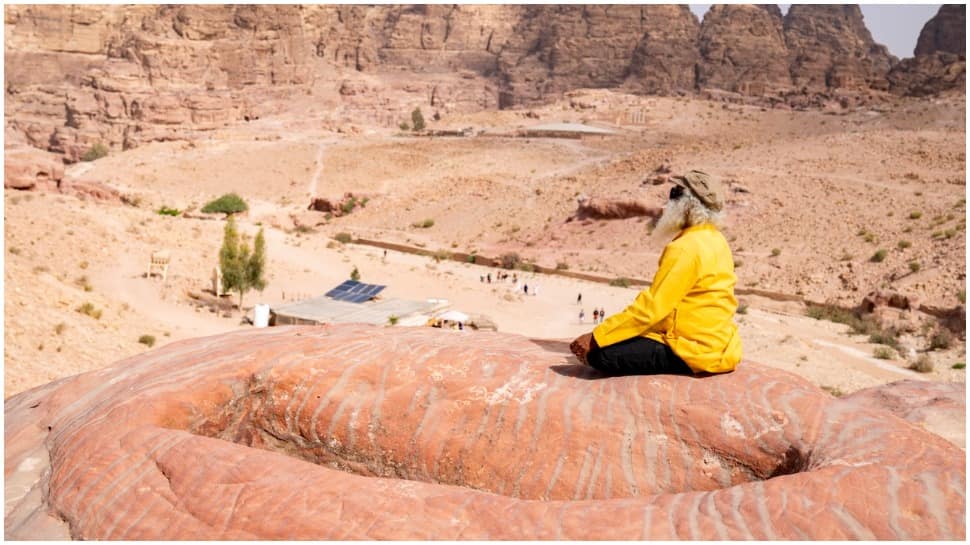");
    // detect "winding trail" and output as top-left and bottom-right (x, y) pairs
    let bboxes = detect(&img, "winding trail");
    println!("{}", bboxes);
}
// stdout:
(307, 141), (327, 199)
